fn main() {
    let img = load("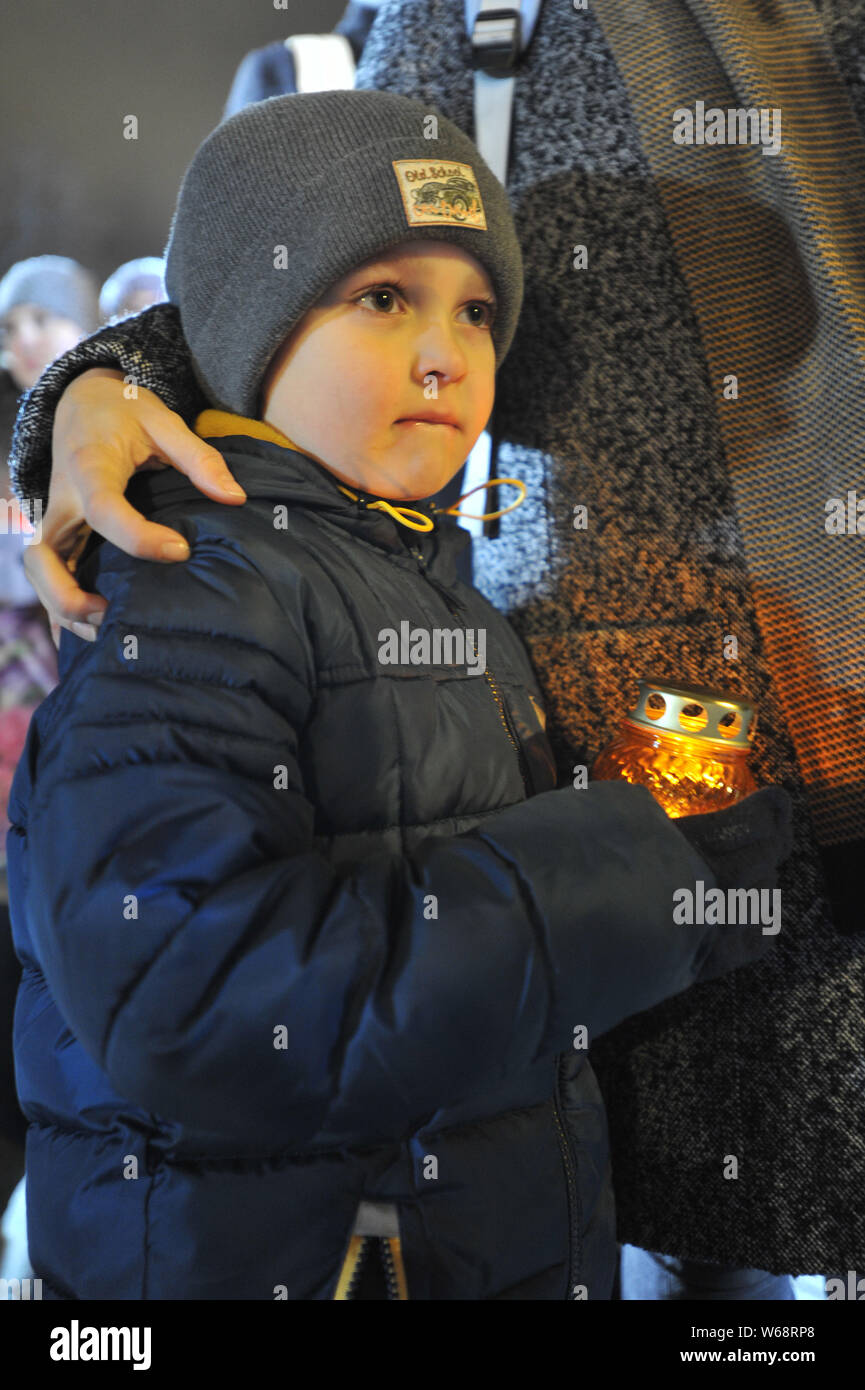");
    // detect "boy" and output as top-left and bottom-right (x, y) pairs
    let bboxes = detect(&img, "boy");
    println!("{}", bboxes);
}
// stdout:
(5, 90), (791, 1300)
